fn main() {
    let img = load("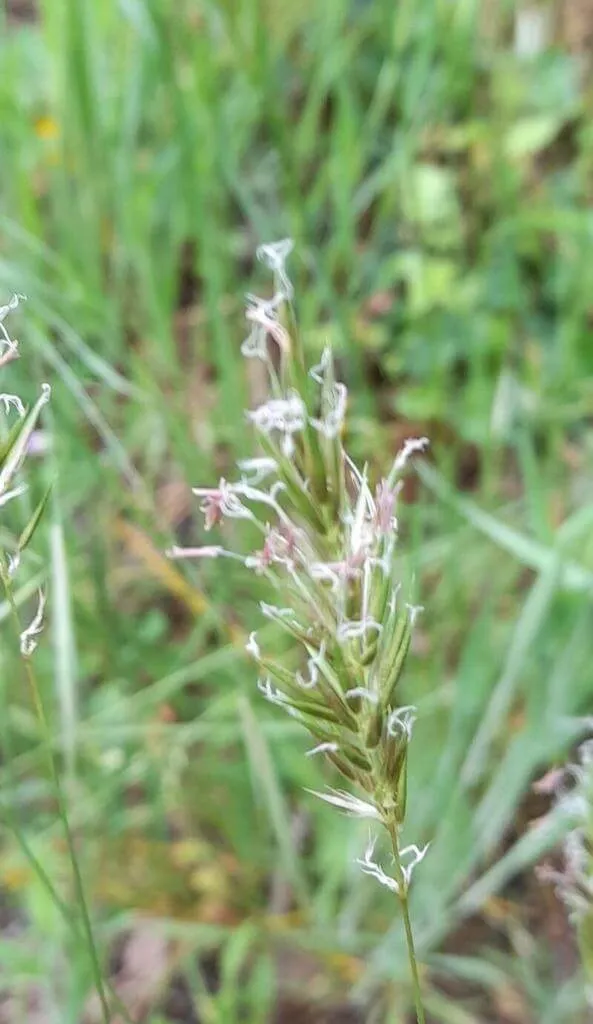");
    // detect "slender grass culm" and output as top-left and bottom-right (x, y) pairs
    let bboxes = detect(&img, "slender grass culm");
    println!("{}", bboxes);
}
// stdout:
(170, 242), (430, 1021)
(0, 297), (113, 1024)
